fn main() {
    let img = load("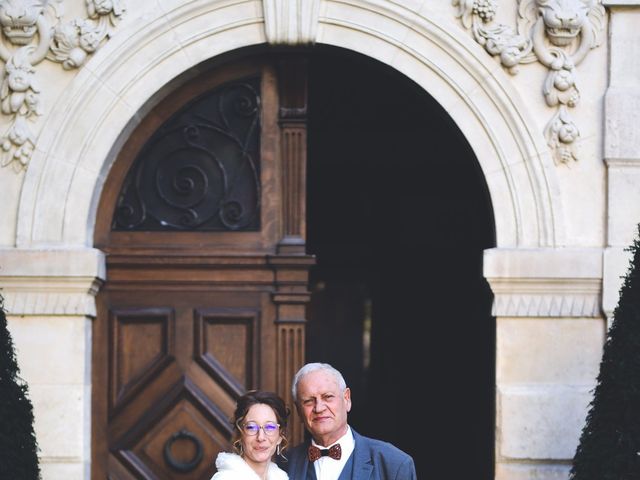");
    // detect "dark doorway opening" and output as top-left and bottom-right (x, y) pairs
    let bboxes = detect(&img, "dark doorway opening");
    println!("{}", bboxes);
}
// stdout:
(305, 46), (496, 478)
